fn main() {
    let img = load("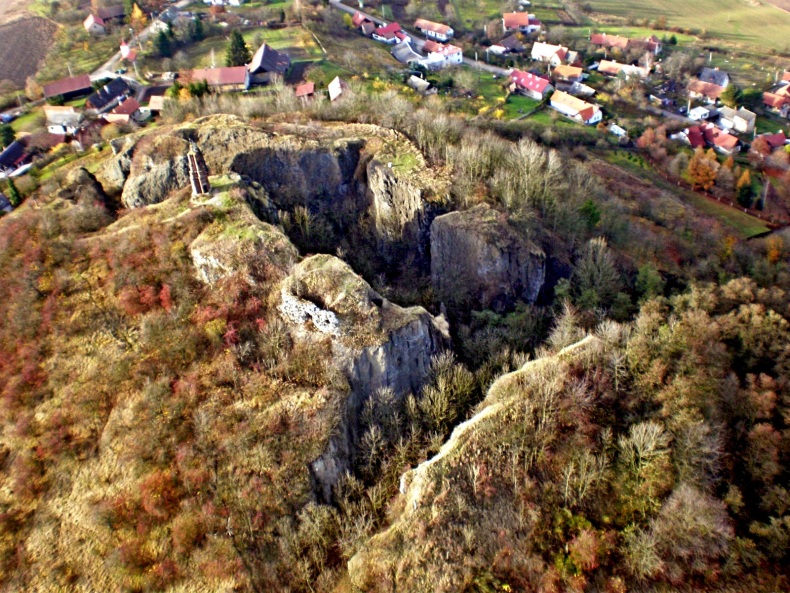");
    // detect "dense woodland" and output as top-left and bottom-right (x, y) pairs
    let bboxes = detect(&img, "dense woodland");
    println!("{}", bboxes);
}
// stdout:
(0, 82), (789, 592)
